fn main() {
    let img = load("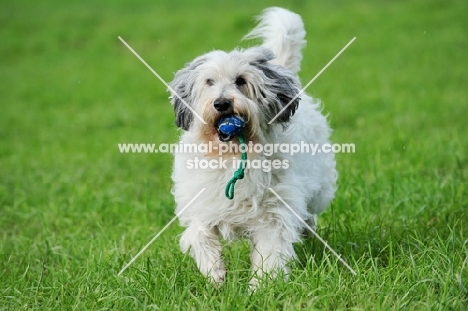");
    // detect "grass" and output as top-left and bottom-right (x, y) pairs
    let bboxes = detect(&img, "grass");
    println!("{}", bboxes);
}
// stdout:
(1, 0), (467, 309)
